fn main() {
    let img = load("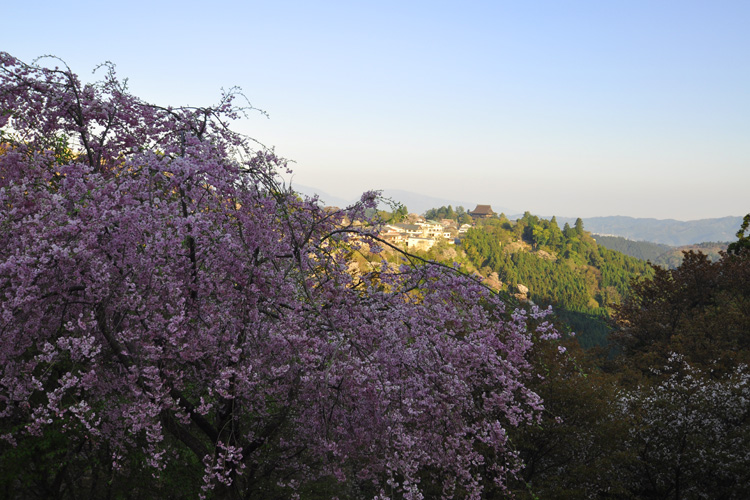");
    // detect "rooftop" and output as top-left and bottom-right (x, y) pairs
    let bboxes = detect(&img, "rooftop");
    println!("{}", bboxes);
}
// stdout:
(469, 204), (495, 216)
